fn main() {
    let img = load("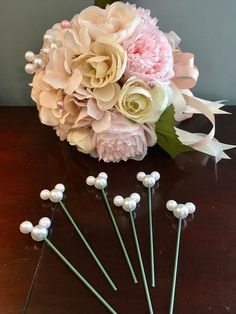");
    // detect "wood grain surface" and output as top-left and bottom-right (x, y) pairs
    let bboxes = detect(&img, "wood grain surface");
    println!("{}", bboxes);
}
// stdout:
(0, 106), (235, 314)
